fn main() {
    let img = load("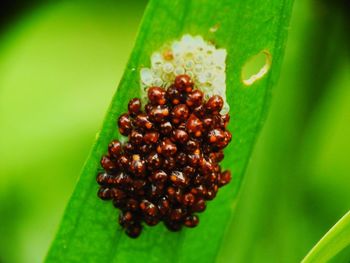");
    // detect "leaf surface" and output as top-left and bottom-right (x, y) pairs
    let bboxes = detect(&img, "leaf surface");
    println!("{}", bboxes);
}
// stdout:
(46, 0), (294, 262)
